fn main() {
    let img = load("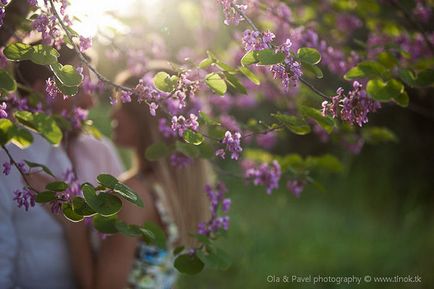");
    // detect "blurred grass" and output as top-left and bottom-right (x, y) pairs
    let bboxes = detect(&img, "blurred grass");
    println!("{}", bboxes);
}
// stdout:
(88, 103), (434, 289)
